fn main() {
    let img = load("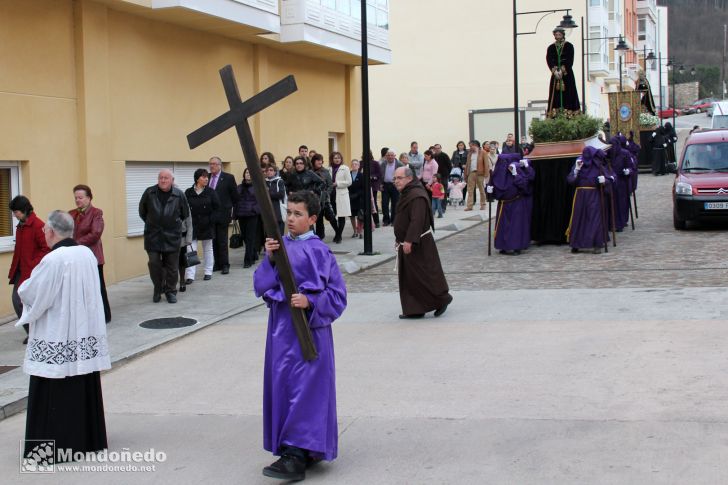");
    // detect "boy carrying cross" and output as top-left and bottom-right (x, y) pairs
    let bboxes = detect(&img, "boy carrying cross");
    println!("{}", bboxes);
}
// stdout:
(254, 190), (347, 481)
